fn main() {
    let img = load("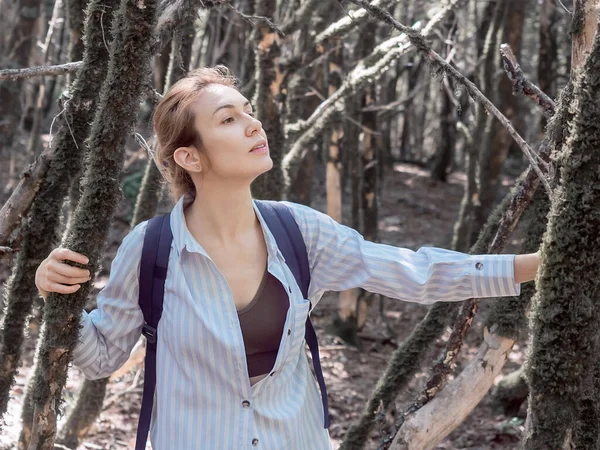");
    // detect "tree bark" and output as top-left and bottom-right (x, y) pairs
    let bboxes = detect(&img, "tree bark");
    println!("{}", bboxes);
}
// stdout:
(477, 0), (526, 229)
(538, 0), (559, 131)
(0, 0), (43, 156)
(250, 0), (285, 200)
(0, 0), (114, 426)
(524, 16), (600, 450)
(26, 0), (157, 446)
